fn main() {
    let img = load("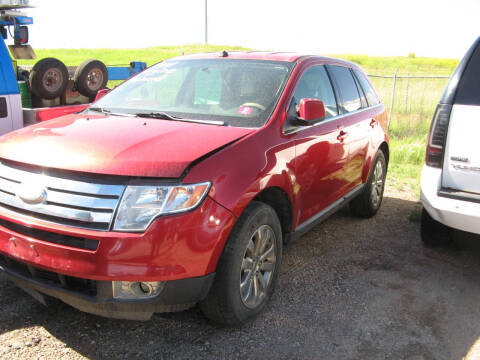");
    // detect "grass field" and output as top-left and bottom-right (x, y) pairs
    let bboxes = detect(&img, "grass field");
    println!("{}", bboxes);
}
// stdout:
(18, 44), (460, 196)
(16, 44), (251, 67)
